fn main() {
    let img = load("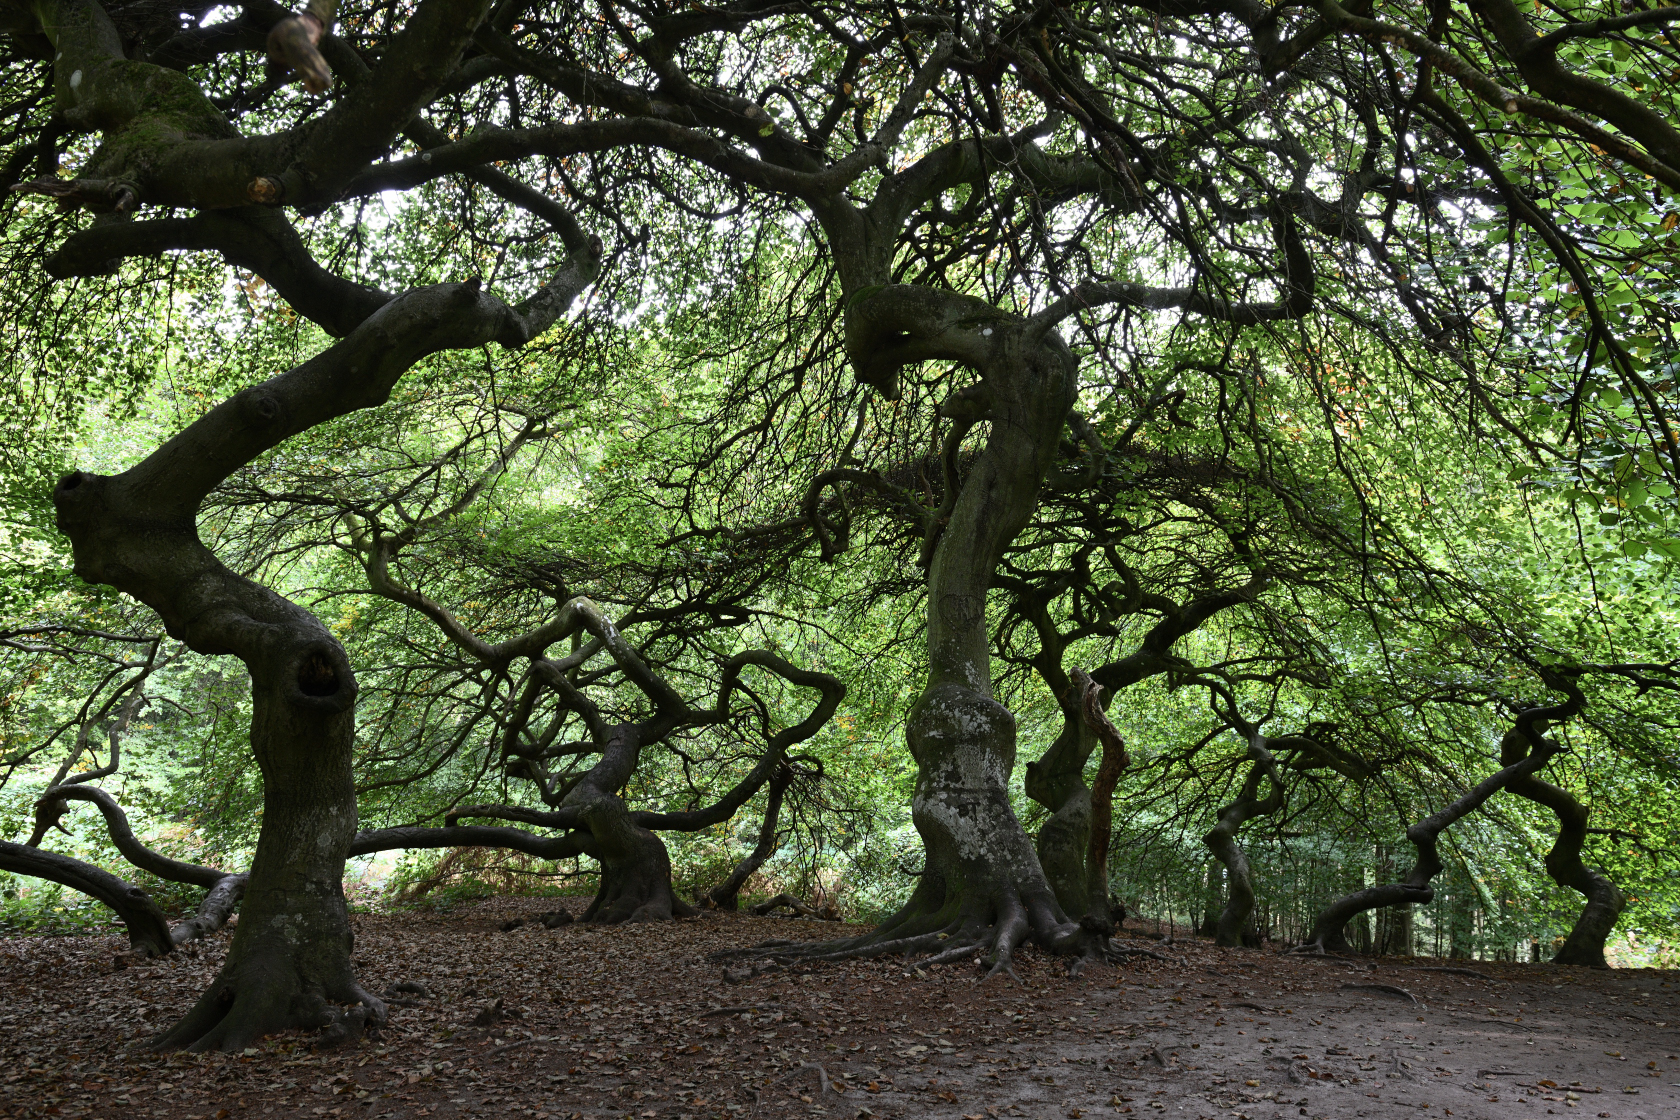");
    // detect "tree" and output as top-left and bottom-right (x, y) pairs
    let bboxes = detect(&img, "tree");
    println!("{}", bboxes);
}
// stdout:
(6, 0), (1680, 1048)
